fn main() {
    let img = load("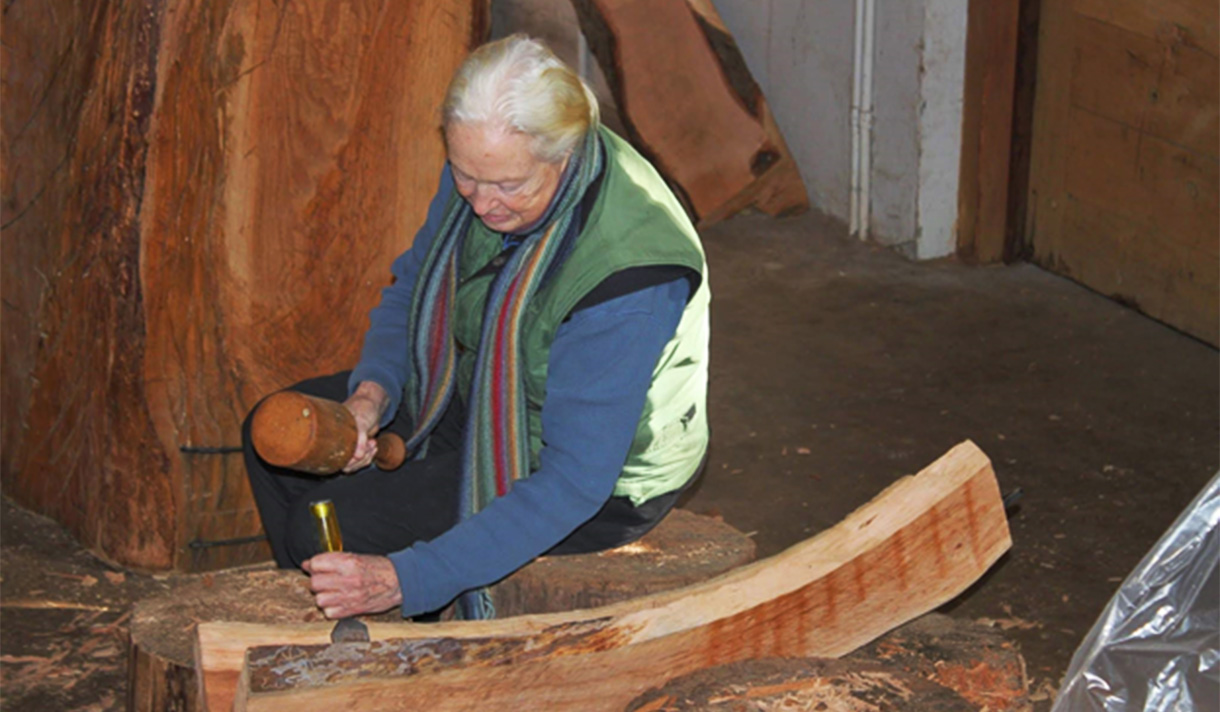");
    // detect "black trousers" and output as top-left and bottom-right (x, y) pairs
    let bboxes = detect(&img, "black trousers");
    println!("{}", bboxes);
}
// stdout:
(244, 372), (687, 569)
